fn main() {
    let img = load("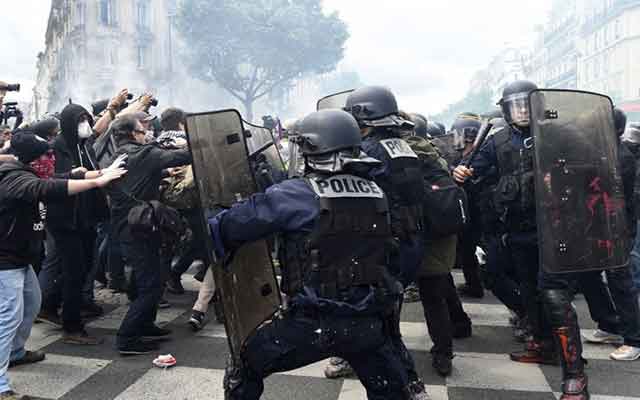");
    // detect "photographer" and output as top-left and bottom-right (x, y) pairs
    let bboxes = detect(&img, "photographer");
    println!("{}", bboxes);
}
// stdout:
(0, 125), (15, 163)
(0, 82), (23, 132)
(0, 132), (125, 400)
(107, 115), (191, 355)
